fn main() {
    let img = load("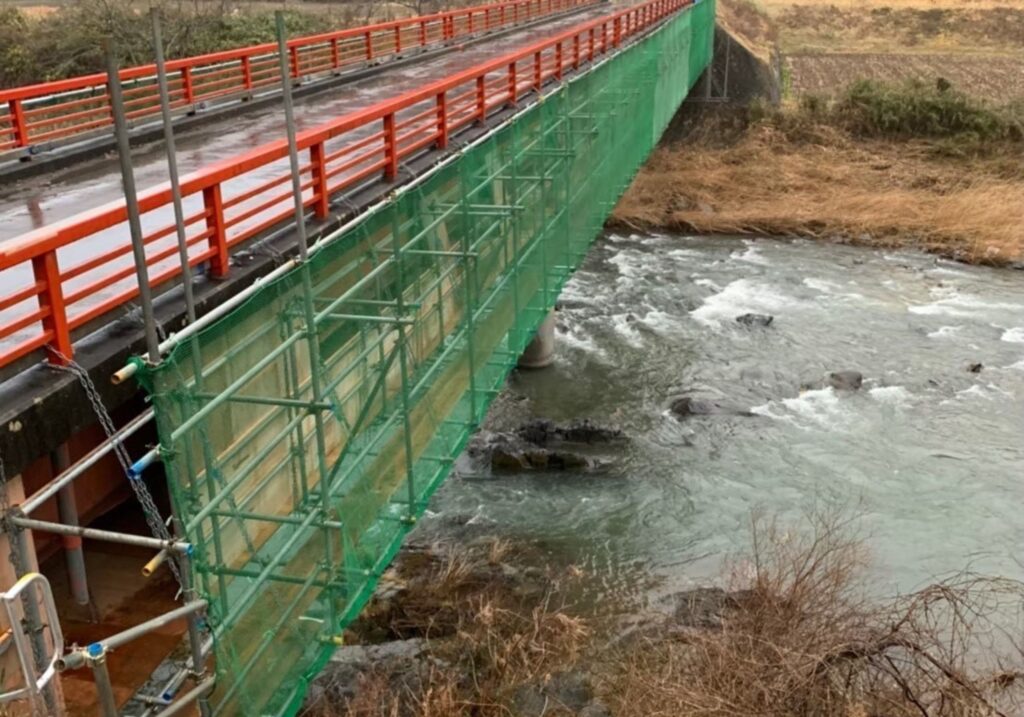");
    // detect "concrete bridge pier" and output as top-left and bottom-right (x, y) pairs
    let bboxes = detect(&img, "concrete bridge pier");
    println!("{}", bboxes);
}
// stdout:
(517, 311), (556, 369)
